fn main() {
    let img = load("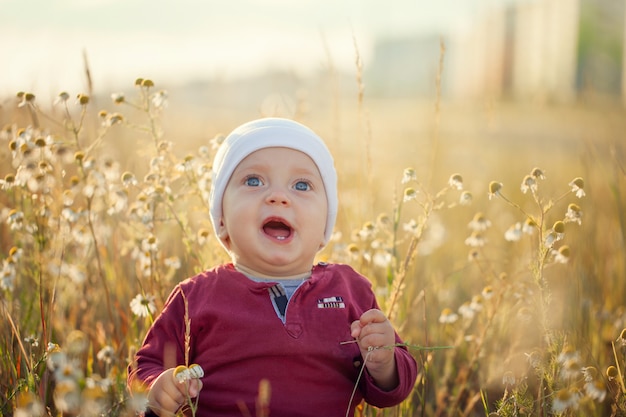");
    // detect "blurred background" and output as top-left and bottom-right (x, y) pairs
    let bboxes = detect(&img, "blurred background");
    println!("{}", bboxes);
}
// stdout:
(3, 0), (623, 104)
